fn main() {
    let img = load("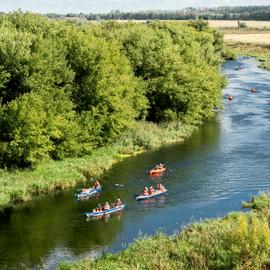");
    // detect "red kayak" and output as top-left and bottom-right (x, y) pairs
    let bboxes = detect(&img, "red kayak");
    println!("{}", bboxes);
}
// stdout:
(148, 167), (166, 176)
